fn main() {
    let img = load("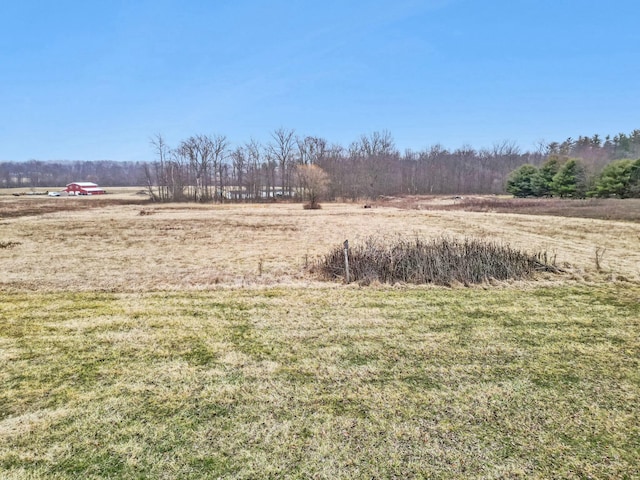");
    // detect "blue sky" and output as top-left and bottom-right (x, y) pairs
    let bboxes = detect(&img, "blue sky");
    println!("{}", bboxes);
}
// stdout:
(1, 0), (639, 161)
